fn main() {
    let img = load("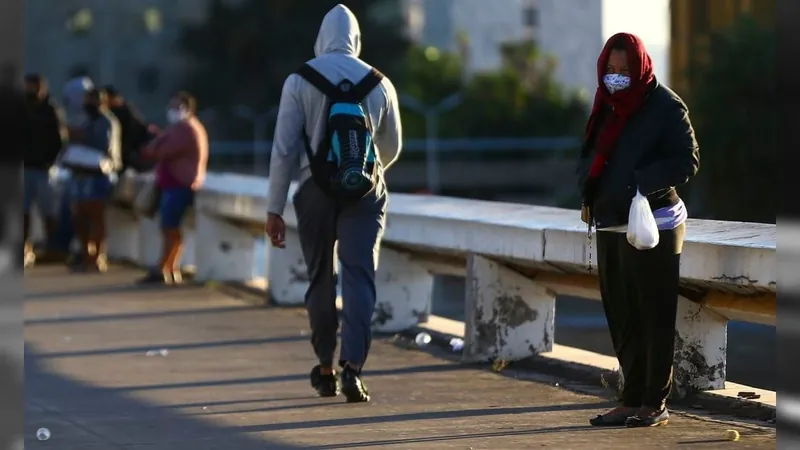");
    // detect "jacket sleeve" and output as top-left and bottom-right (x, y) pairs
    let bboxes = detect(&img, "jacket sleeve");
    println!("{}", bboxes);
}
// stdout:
(375, 78), (402, 170)
(45, 104), (68, 165)
(267, 75), (304, 217)
(83, 117), (111, 153)
(108, 115), (123, 171)
(634, 99), (700, 196)
(575, 147), (593, 196)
